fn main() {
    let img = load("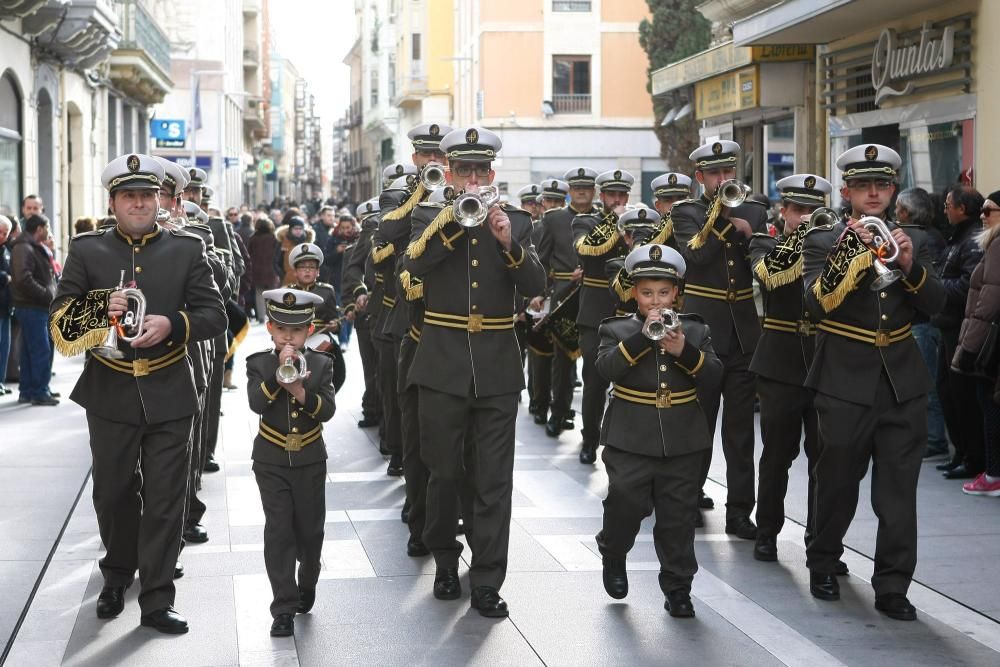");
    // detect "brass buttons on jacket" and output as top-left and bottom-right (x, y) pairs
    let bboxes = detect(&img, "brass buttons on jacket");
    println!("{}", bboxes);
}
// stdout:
(291, 411), (299, 418)
(135, 266), (143, 273)
(660, 364), (668, 371)
(727, 260), (734, 267)
(881, 314), (888, 321)
(471, 238), (479, 245)
(472, 282), (479, 288)
(134, 247), (140, 253)
(471, 259), (479, 267)
(660, 382), (668, 389)
(471, 305), (478, 311)
(880, 291), (887, 298)
(291, 426), (299, 433)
